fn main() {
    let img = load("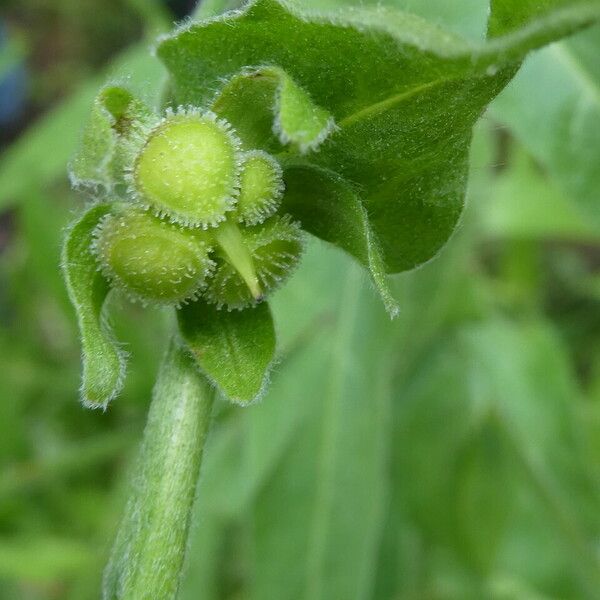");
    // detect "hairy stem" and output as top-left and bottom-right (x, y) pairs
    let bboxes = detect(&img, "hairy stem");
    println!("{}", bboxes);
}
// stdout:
(102, 339), (215, 600)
